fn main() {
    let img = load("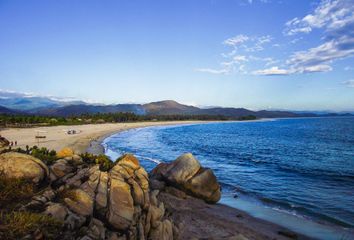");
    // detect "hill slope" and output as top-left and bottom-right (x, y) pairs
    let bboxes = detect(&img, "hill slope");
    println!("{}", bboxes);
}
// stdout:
(34, 104), (146, 117)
